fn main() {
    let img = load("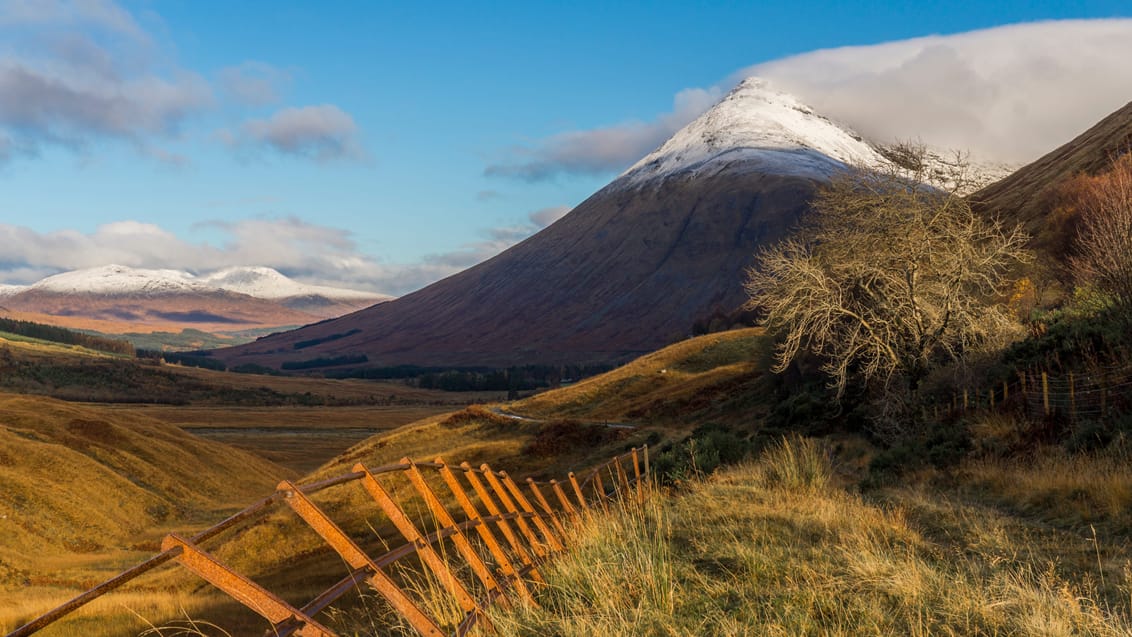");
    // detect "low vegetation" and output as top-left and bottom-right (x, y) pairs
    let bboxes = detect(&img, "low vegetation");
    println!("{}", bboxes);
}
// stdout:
(488, 436), (1132, 636)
